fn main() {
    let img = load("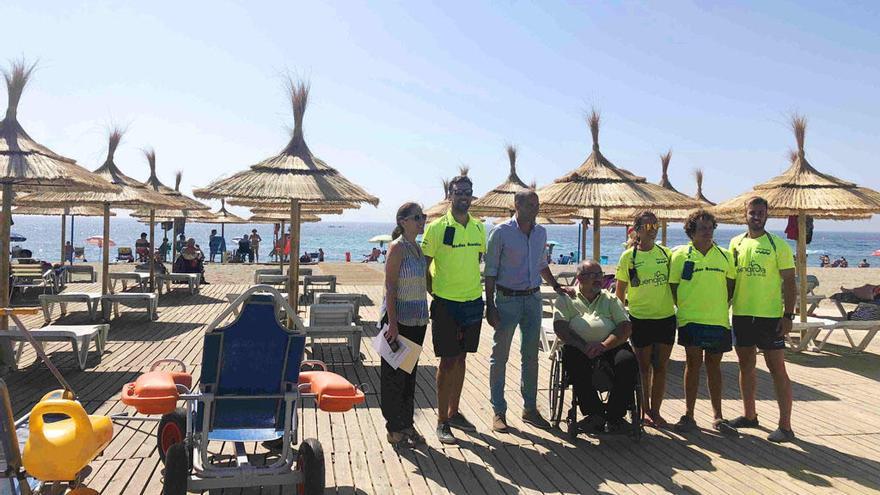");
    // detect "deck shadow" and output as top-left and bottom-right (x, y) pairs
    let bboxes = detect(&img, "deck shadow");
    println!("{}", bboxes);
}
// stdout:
(786, 348), (880, 382)
(106, 320), (203, 341)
